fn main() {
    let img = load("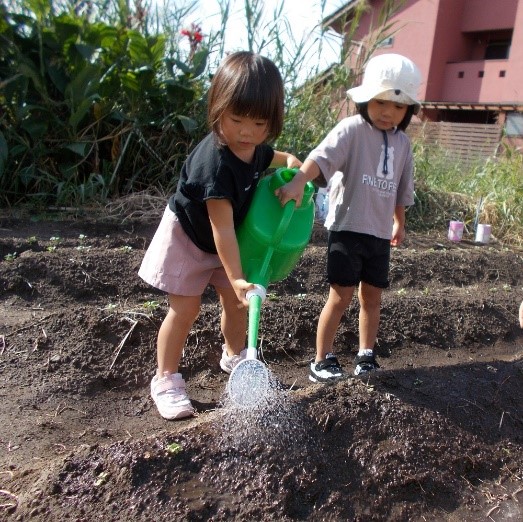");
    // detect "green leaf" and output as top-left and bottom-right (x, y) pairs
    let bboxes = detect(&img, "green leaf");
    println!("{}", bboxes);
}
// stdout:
(10, 144), (29, 158)
(47, 65), (68, 94)
(74, 43), (98, 61)
(62, 142), (89, 157)
(128, 31), (150, 66)
(165, 81), (194, 104)
(65, 65), (101, 111)
(19, 165), (36, 187)
(69, 95), (100, 131)
(176, 115), (198, 133)
(20, 119), (48, 139)
(97, 25), (119, 48)
(54, 16), (82, 45)
(191, 49), (209, 78)
(18, 60), (46, 95)
(121, 72), (140, 92)
(172, 60), (191, 75)
(149, 35), (166, 66)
